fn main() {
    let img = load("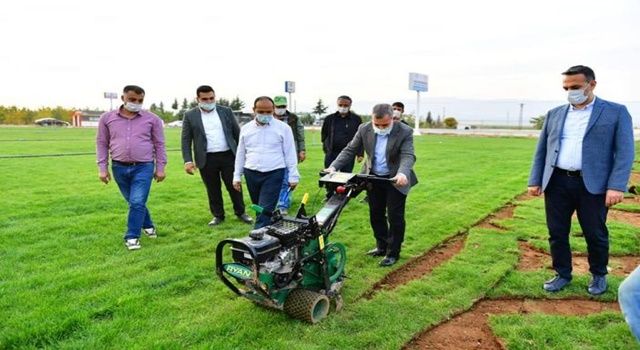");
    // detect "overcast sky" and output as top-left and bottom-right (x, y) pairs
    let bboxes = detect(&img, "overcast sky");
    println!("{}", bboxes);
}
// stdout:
(1, 0), (639, 115)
